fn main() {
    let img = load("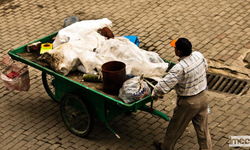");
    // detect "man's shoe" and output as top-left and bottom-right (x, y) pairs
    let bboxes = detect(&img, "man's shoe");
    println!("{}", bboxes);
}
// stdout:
(153, 141), (162, 150)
